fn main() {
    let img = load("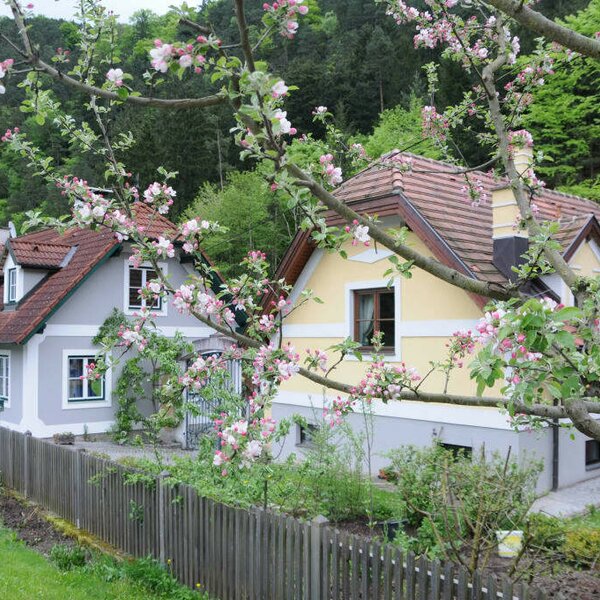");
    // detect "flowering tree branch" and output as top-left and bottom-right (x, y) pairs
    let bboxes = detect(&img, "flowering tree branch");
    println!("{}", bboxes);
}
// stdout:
(485, 0), (600, 59)
(7, 0), (225, 110)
